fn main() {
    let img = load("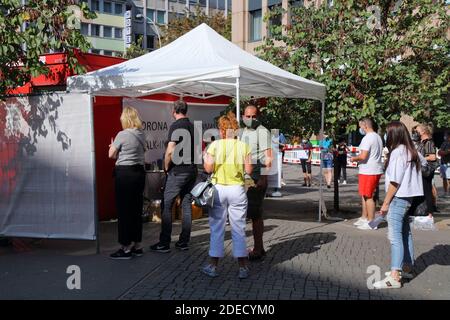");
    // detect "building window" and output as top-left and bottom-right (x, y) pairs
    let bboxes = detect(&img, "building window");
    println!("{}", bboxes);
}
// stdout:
(135, 8), (143, 22)
(103, 50), (113, 56)
(104, 1), (112, 13)
(157, 11), (165, 24)
(147, 9), (155, 20)
(80, 22), (89, 35)
(115, 3), (123, 15)
(146, 35), (155, 49)
(289, 0), (304, 7)
(91, 49), (101, 54)
(115, 28), (123, 39)
(103, 26), (112, 38)
(91, 24), (100, 36)
(134, 34), (143, 44)
(249, 9), (262, 41)
(268, 1), (282, 38)
(168, 12), (177, 22)
(91, 0), (100, 11)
